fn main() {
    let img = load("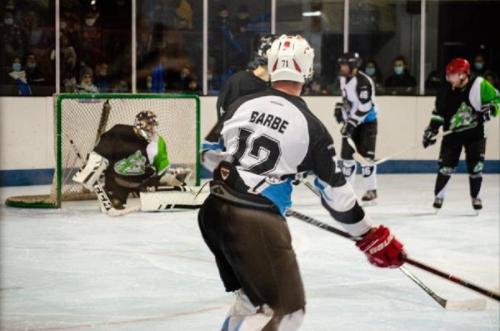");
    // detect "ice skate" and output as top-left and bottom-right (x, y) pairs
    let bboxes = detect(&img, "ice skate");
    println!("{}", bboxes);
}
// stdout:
(361, 190), (377, 206)
(471, 197), (482, 215)
(433, 197), (444, 213)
